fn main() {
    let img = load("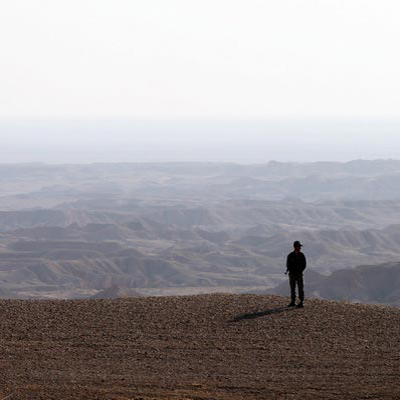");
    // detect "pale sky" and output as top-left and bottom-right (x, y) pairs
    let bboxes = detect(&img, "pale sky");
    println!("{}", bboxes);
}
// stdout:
(1, 0), (400, 118)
